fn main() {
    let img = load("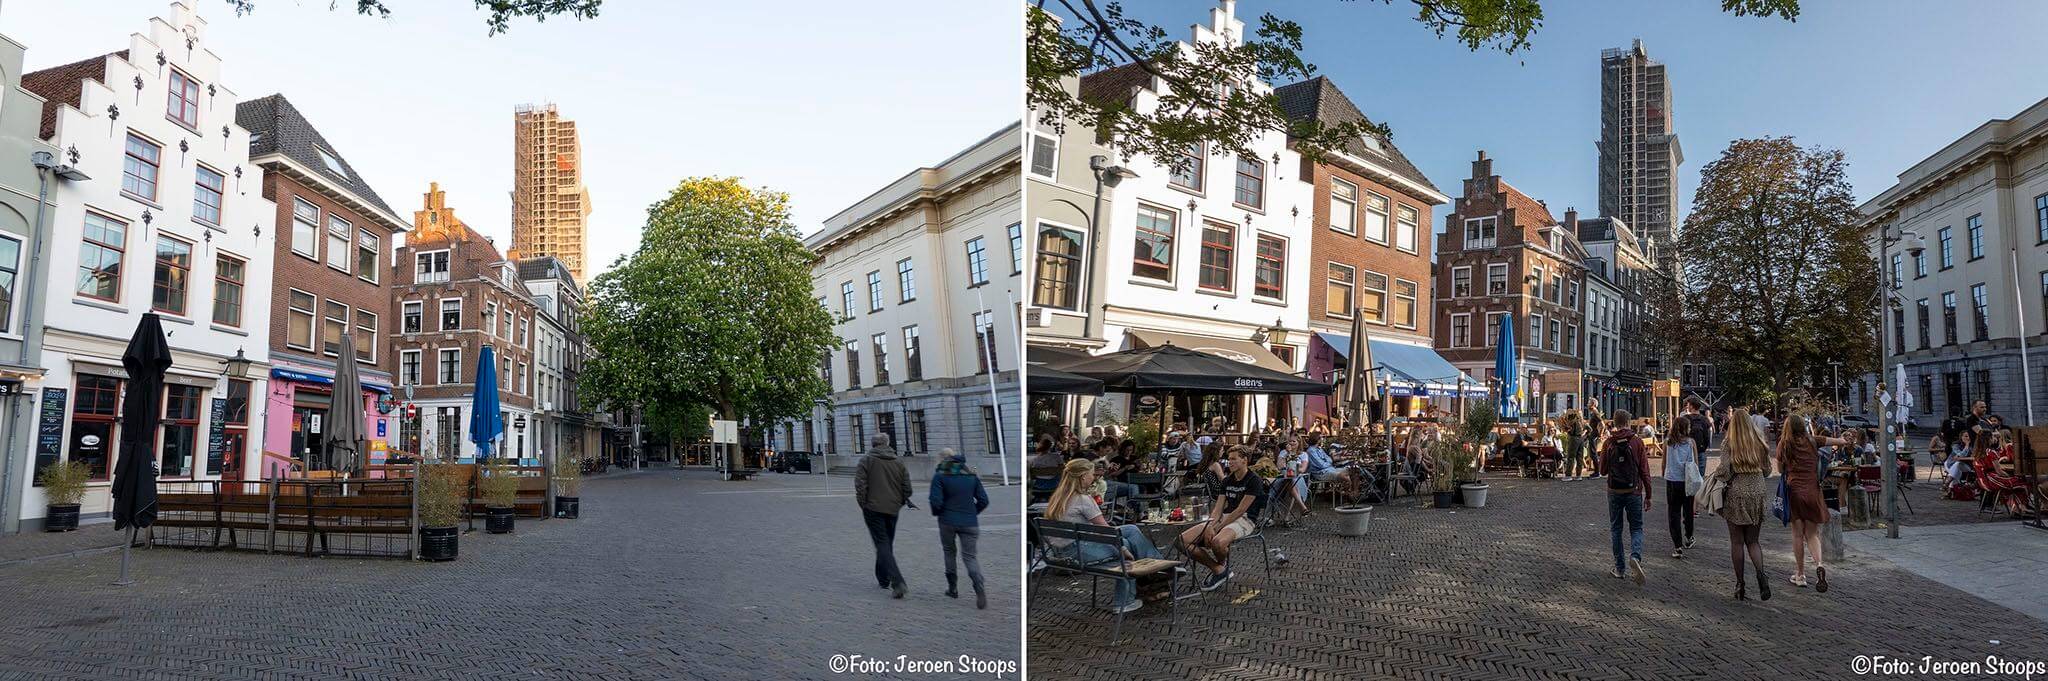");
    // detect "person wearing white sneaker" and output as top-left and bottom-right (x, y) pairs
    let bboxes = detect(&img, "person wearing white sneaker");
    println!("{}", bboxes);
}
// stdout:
(1178, 446), (1264, 592)
(1600, 410), (1652, 586)
(1662, 417), (1699, 559)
